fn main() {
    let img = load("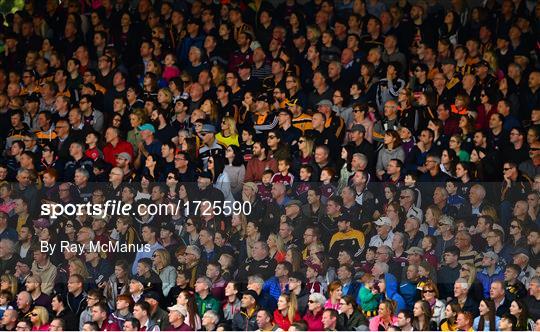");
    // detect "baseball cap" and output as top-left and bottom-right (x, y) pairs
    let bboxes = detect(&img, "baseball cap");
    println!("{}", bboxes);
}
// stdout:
(441, 58), (457, 66)
(285, 200), (302, 208)
(26, 93), (41, 103)
(199, 171), (213, 179)
(256, 93), (271, 104)
(168, 304), (188, 317)
(289, 271), (306, 284)
(286, 98), (300, 108)
(138, 123), (155, 133)
(116, 152), (131, 162)
(33, 218), (50, 228)
(512, 247), (529, 257)
(316, 99), (333, 107)
(238, 62), (251, 70)
(201, 124), (216, 134)
(144, 291), (161, 301)
(242, 290), (259, 301)
(438, 215), (454, 226)
(476, 60), (490, 68)
(374, 217), (392, 227)
(405, 247), (424, 255)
